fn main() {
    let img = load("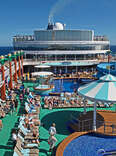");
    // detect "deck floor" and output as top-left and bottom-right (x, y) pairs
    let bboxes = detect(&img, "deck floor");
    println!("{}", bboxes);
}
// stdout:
(0, 81), (116, 156)
(0, 95), (24, 156)
(70, 110), (116, 135)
